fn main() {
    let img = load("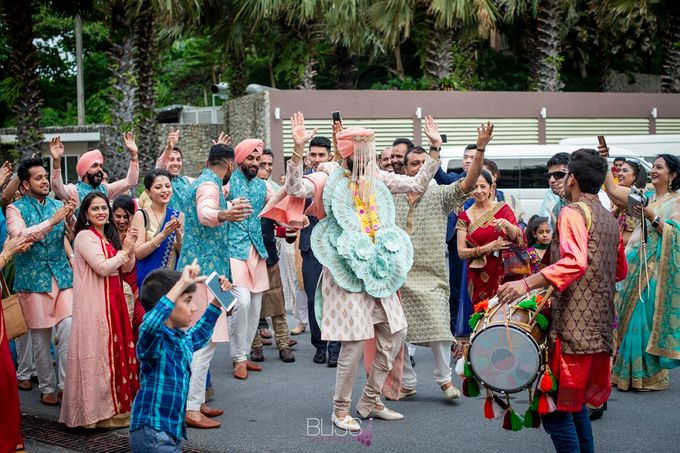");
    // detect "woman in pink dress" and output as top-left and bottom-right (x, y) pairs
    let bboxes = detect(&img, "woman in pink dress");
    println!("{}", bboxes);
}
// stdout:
(60, 192), (140, 429)
(0, 235), (31, 452)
